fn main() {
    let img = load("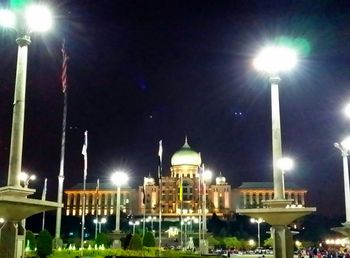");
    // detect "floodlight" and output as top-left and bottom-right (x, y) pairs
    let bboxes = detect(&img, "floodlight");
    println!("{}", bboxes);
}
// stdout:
(0, 9), (15, 28)
(25, 4), (52, 32)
